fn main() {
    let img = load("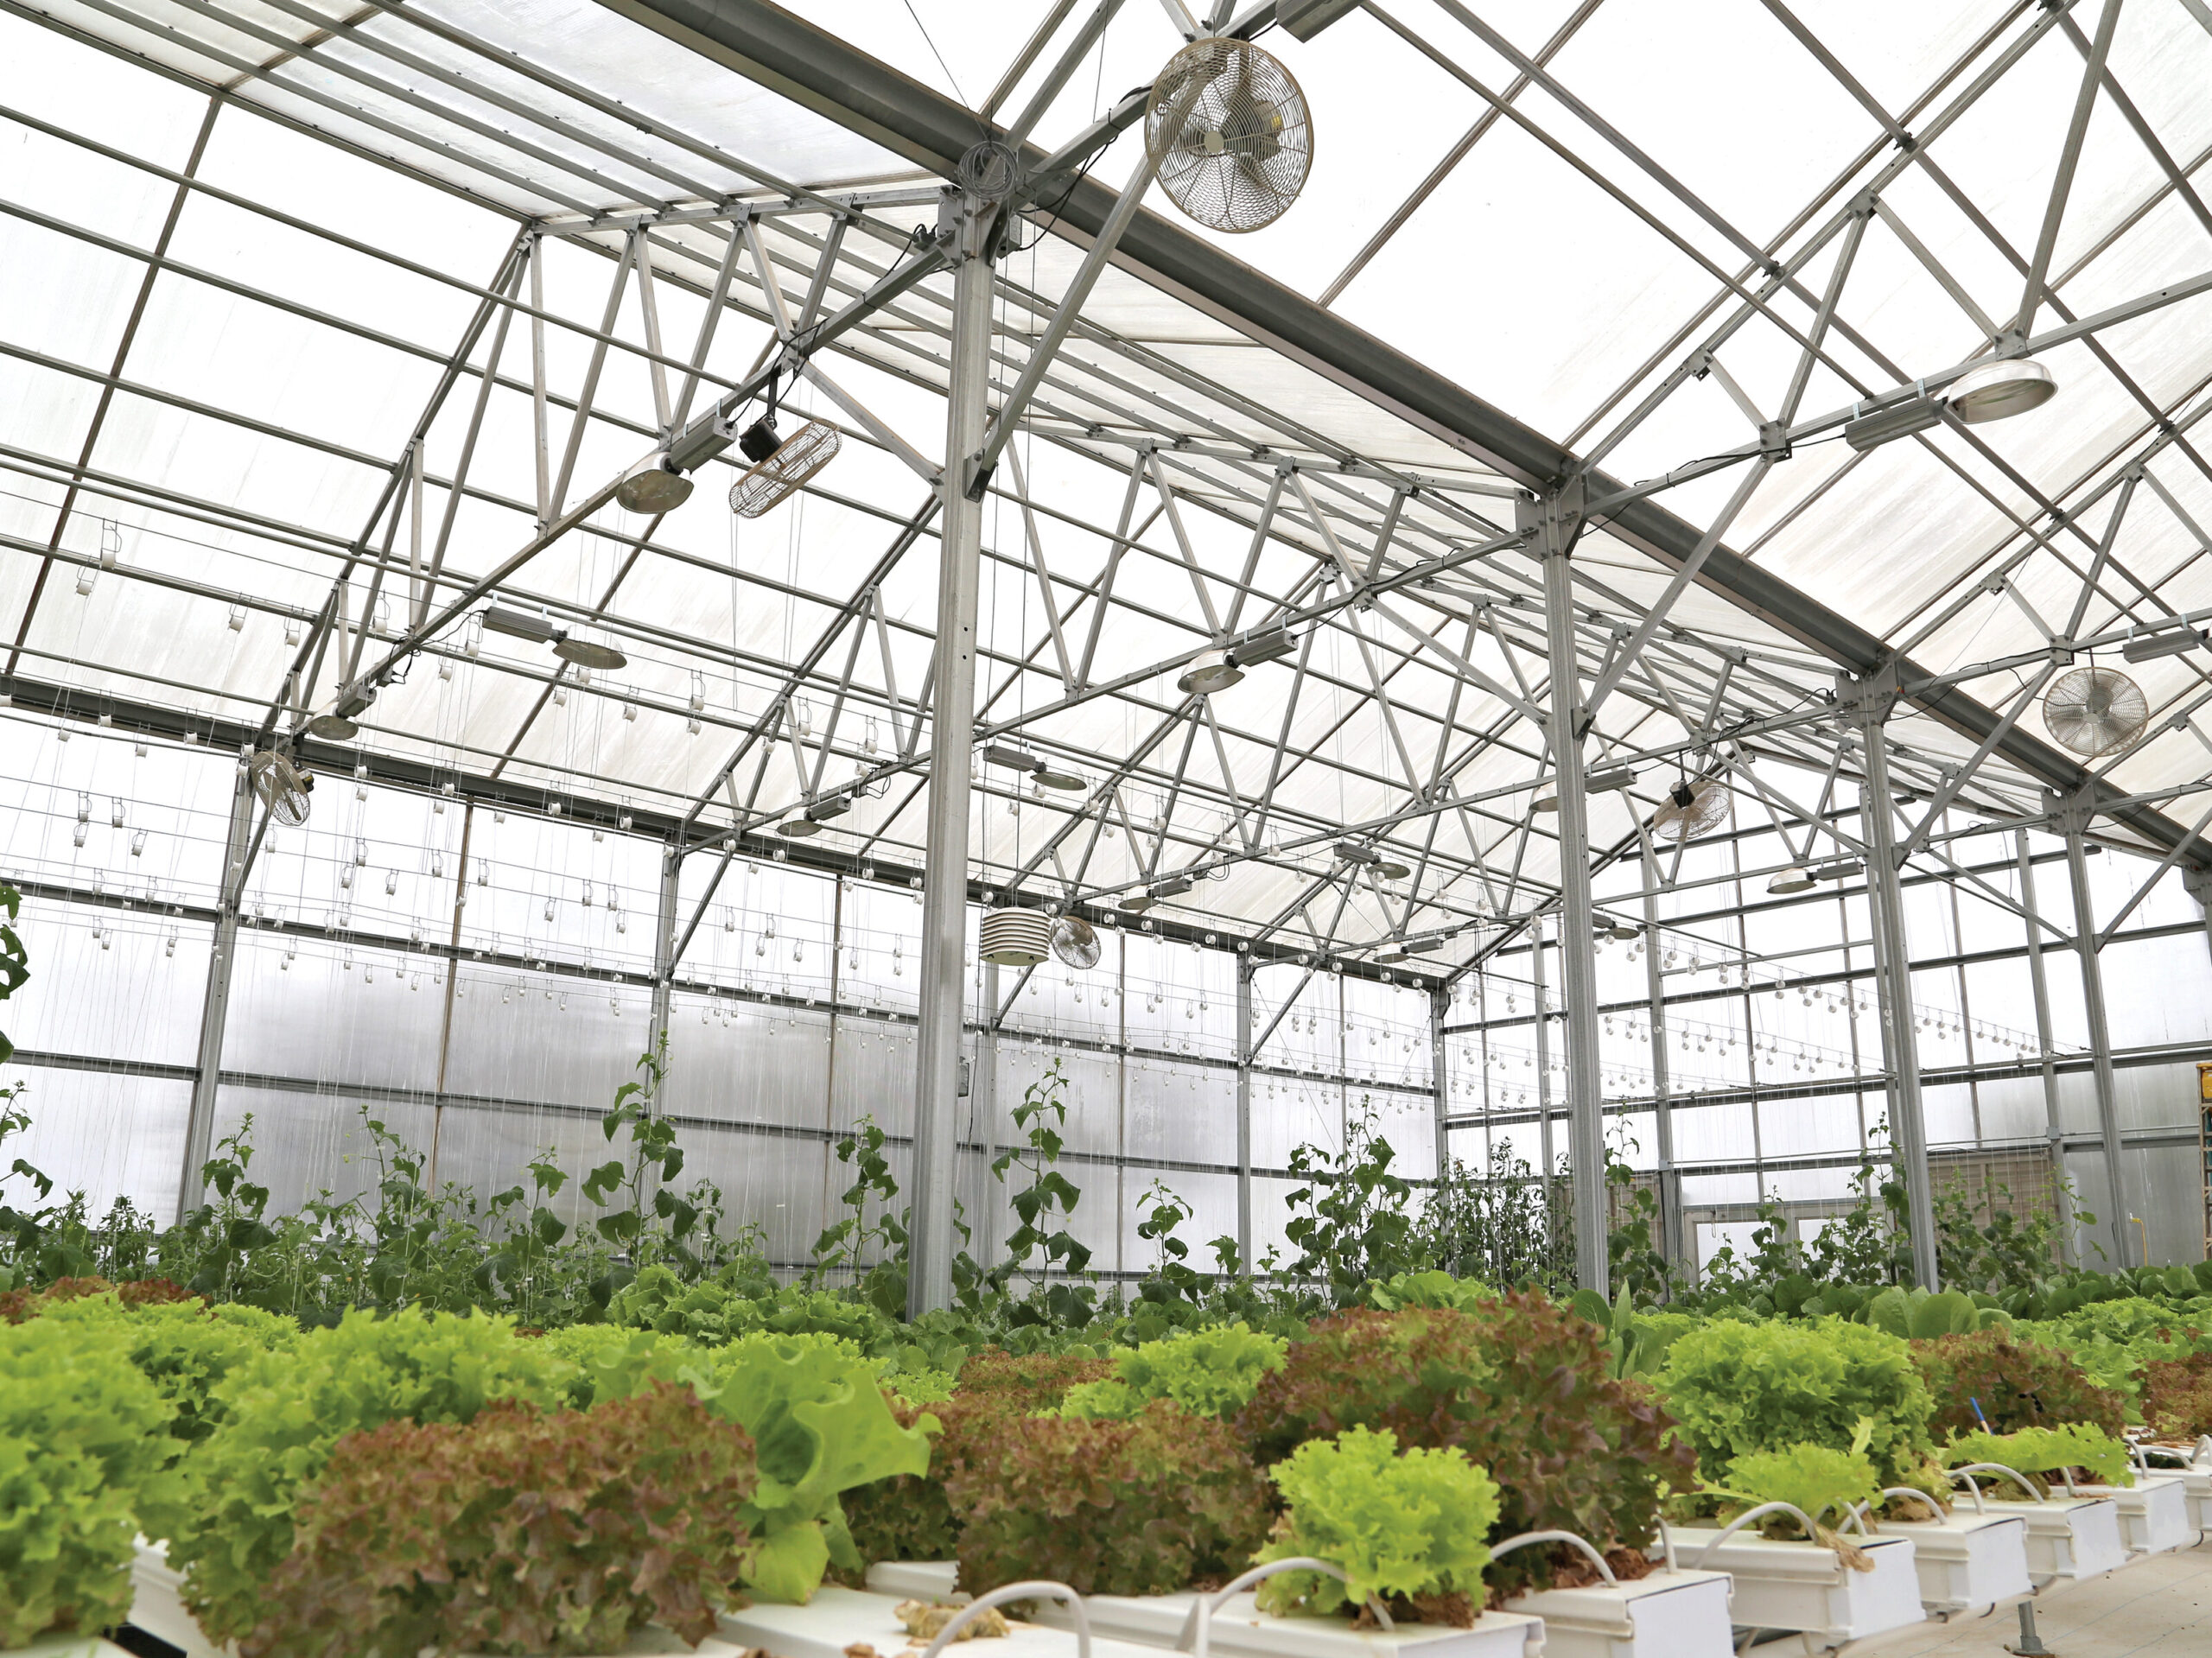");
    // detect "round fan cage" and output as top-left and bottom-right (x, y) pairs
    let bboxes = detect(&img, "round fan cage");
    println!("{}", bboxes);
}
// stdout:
(1050, 916), (1102, 971)
(1144, 38), (1313, 233)
(2043, 665), (2147, 758)
(248, 751), (312, 828)
(1652, 778), (1729, 842)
